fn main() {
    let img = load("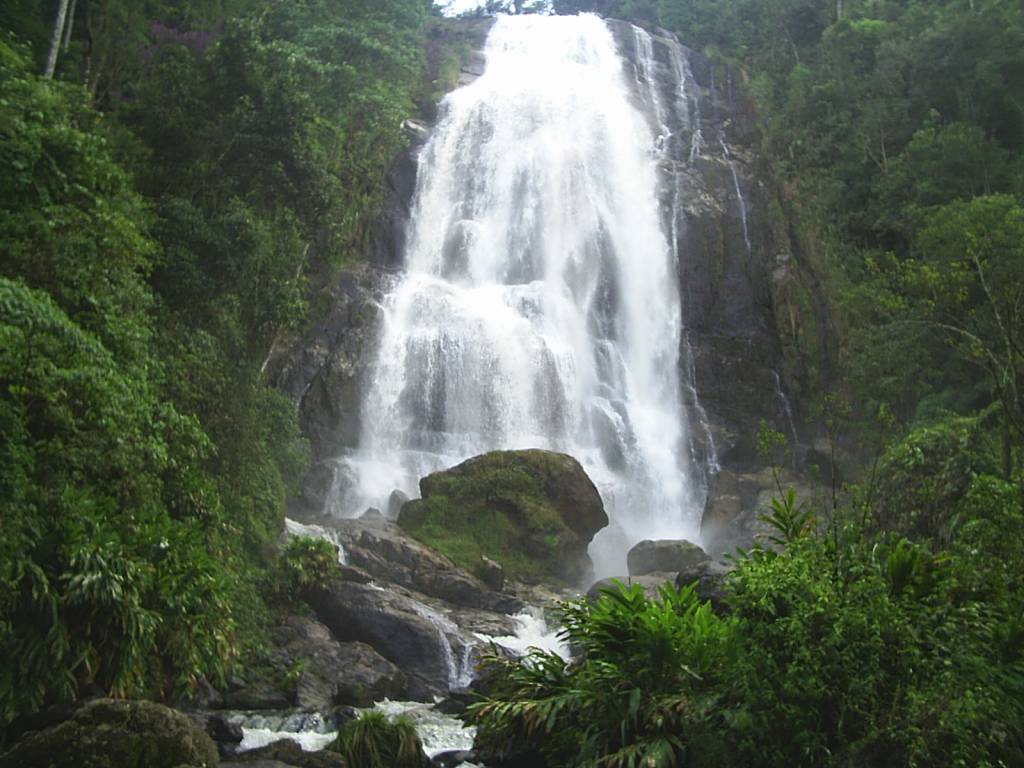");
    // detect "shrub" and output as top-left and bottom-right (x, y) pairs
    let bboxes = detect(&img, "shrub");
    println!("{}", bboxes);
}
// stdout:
(468, 581), (733, 767)
(329, 711), (430, 768)
(281, 536), (339, 595)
